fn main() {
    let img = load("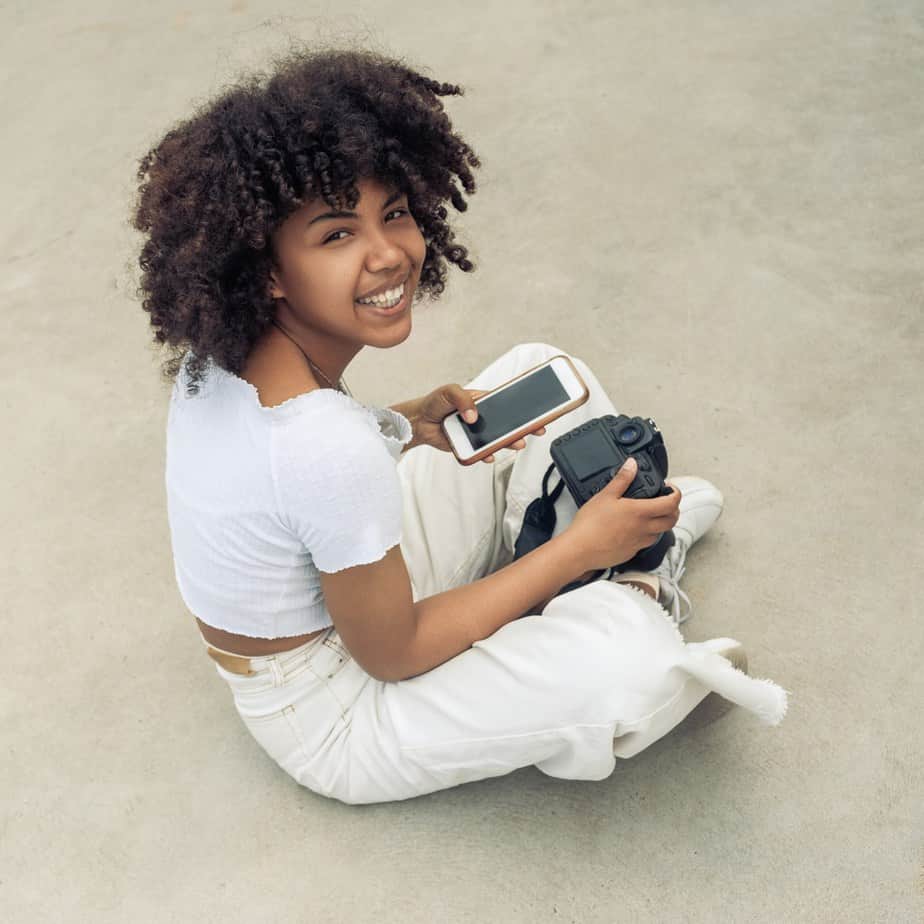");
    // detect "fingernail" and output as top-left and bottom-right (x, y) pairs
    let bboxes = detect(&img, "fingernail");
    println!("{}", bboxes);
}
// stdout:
(464, 410), (477, 423)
